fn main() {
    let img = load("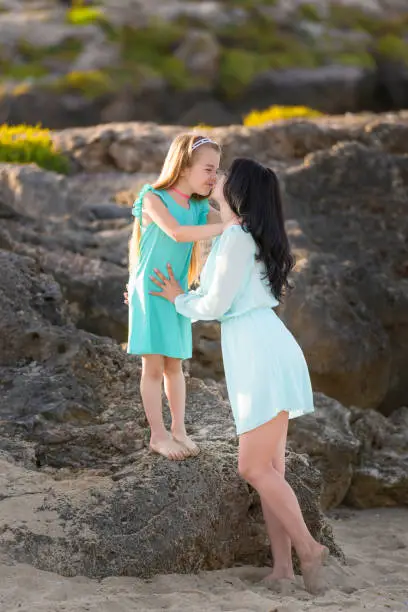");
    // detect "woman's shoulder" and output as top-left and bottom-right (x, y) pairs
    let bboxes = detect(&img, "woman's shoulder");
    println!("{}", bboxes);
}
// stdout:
(221, 224), (256, 252)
